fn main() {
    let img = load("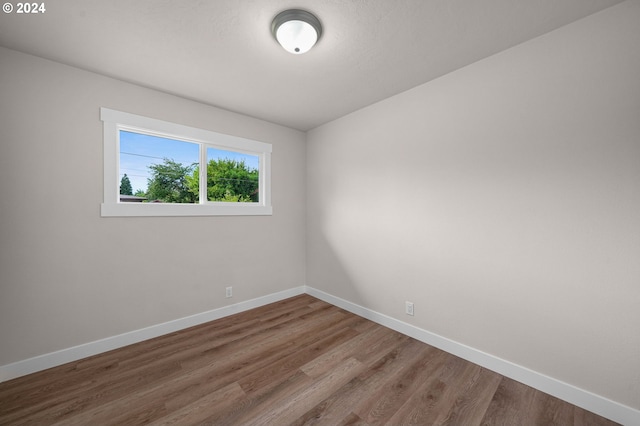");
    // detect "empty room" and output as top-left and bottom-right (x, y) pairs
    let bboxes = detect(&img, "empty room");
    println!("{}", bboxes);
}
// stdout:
(0, 1), (638, 424)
